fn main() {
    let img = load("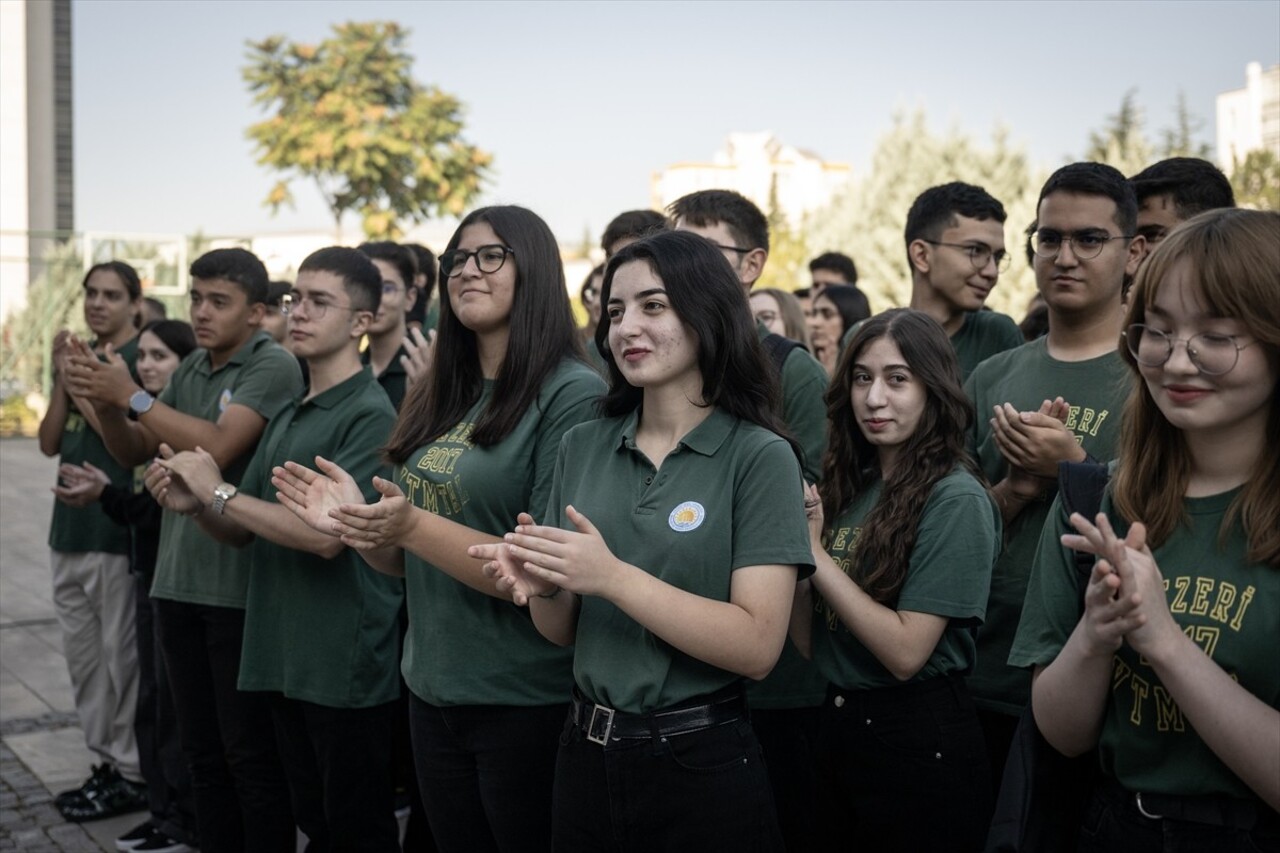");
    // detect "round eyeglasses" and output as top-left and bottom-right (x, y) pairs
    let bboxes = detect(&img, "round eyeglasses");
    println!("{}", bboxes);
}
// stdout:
(921, 240), (1011, 273)
(439, 245), (514, 278)
(1123, 324), (1254, 376)
(280, 293), (363, 320)
(1034, 229), (1132, 261)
